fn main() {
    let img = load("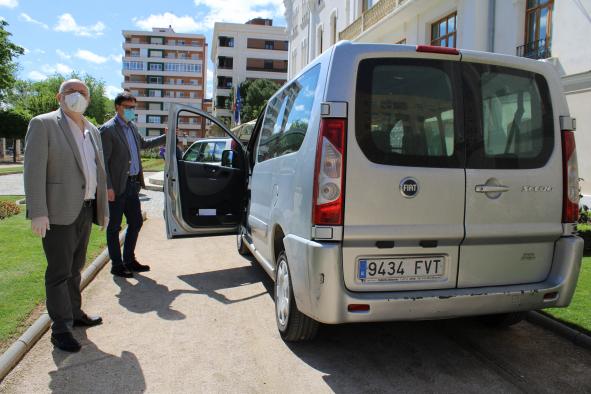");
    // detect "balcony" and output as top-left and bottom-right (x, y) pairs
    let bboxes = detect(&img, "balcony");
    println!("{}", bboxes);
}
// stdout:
(339, 0), (407, 41)
(516, 37), (552, 60)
